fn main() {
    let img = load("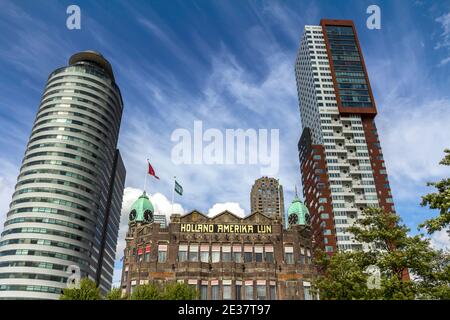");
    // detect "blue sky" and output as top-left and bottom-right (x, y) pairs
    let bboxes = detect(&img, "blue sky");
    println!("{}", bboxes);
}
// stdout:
(0, 0), (449, 286)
